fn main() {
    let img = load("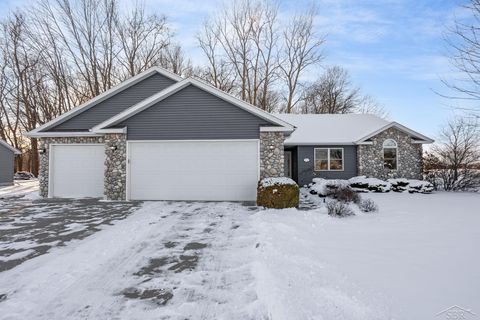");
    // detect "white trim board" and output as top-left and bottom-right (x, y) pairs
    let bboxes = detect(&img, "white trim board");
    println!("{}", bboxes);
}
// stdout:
(0, 139), (21, 154)
(355, 122), (434, 144)
(27, 131), (103, 138)
(93, 77), (295, 133)
(26, 67), (182, 137)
